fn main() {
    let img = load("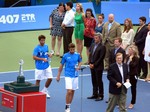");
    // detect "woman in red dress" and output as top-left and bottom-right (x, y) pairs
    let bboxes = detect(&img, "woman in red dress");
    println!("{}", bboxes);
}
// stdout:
(84, 8), (96, 64)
